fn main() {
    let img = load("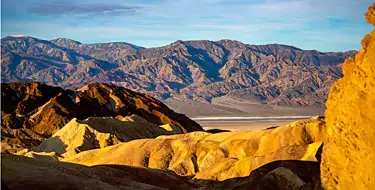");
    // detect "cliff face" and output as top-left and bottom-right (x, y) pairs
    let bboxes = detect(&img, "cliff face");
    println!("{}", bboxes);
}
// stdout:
(321, 3), (375, 189)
